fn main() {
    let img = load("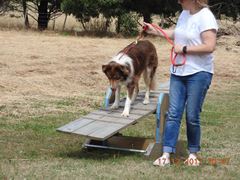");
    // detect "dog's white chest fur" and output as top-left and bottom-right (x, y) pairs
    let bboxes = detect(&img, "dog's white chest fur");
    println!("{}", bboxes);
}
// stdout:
(112, 53), (134, 83)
